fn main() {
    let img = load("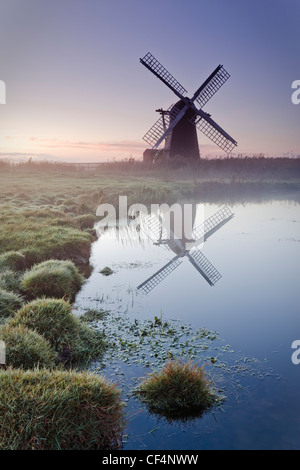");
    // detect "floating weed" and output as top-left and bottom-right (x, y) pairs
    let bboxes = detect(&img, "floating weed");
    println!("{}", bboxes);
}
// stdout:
(112, 261), (154, 271)
(80, 308), (109, 322)
(89, 311), (223, 373)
